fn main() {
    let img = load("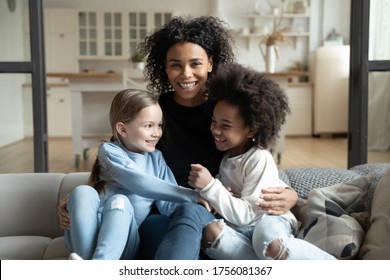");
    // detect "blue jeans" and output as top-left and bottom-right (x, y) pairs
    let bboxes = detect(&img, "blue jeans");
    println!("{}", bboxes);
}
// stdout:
(154, 202), (215, 260)
(139, 202), (215, 260)
(64, 185), (140, 260)
(204, 215), (336, 260)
